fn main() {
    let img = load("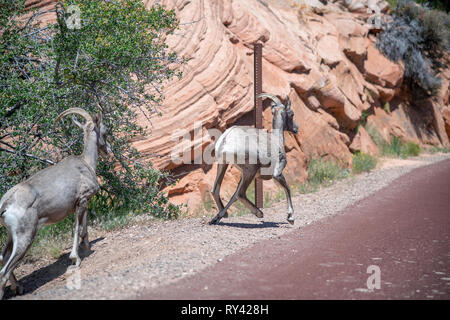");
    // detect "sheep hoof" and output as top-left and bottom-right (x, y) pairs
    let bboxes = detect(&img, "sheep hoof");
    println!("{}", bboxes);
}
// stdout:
(80, 240), (90, 252)
(287, 215), (295, 225)
(70, 255), (81, 267)
(14, 284), (24, 295)
(209, 216), (220, 225)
